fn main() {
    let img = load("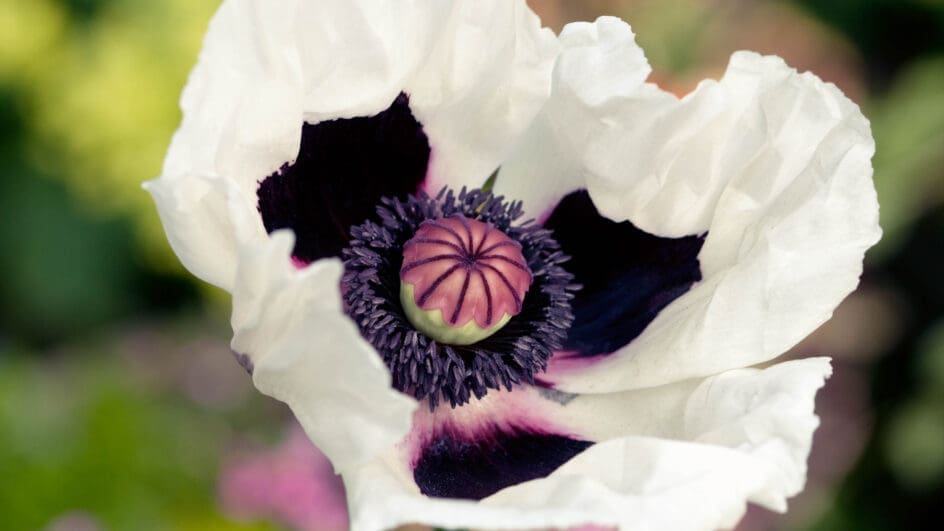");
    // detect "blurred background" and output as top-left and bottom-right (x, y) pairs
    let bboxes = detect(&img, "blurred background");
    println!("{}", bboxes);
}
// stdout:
(1, 0), (942, 529)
